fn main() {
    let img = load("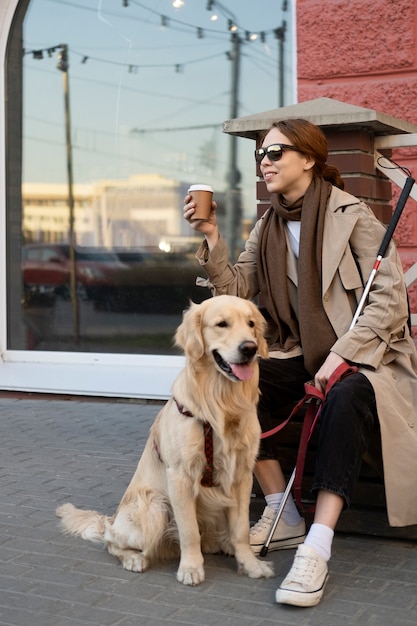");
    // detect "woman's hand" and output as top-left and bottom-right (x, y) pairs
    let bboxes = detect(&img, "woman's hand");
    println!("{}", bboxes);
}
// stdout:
(314, 352), (346, 393)
(183, 194), (219, 249)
